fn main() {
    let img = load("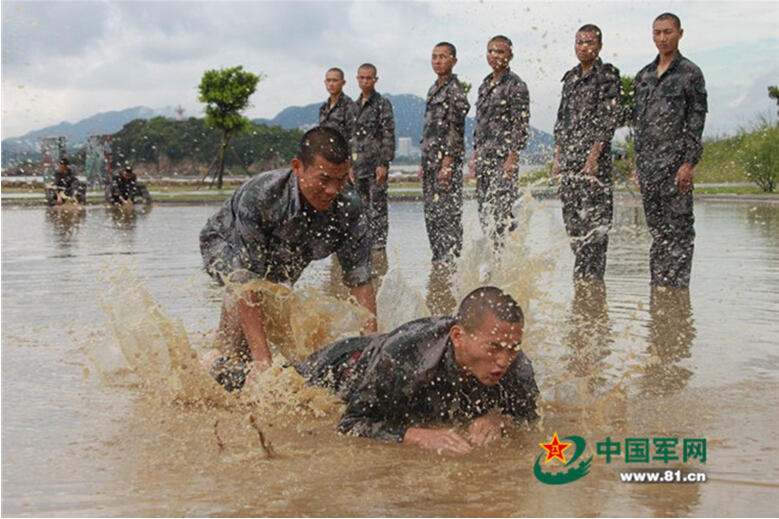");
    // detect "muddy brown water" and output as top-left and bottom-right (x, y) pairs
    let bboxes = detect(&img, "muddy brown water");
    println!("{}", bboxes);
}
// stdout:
(2, 199), (777, 516)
